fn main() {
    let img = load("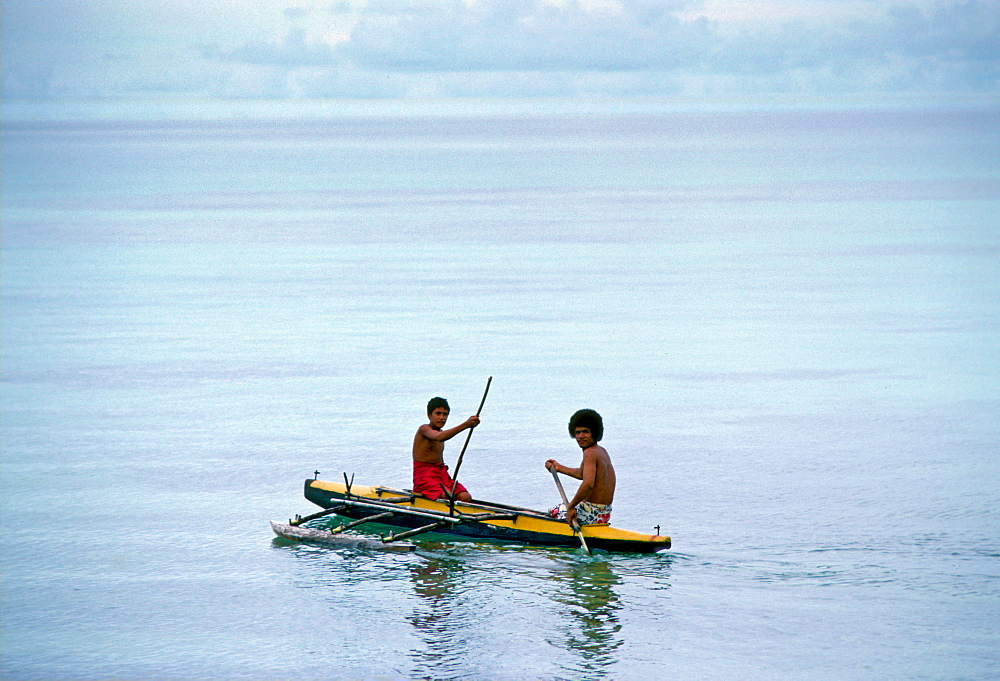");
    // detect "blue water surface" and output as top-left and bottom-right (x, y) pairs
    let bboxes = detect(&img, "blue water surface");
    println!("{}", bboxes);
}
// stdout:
(2, 99), (998, 680)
